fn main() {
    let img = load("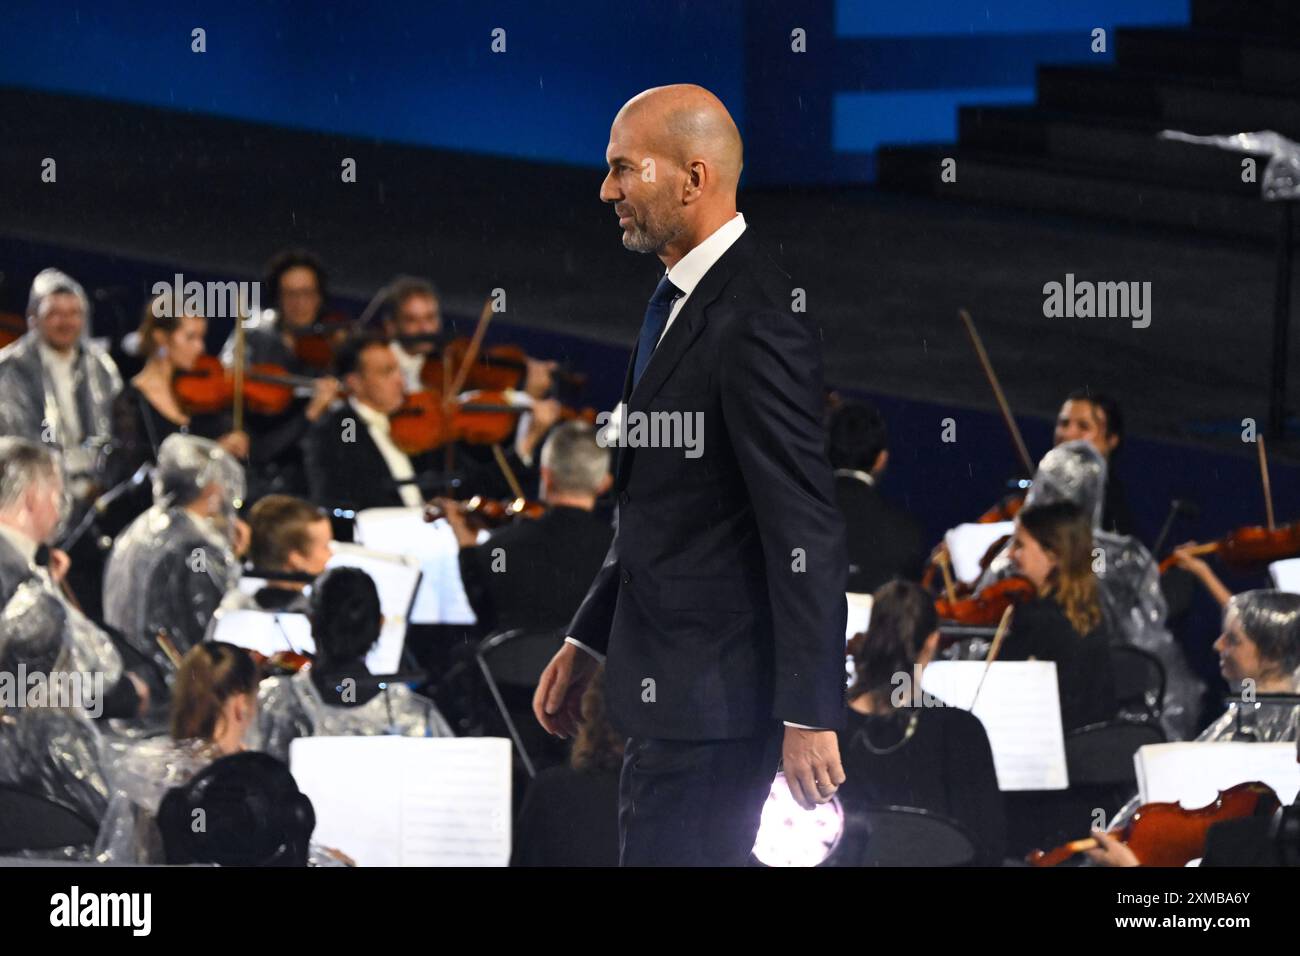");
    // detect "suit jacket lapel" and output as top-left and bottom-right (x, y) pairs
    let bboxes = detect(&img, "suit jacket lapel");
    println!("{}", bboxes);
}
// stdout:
(614, 230), (756, 488)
